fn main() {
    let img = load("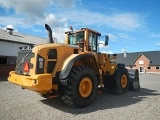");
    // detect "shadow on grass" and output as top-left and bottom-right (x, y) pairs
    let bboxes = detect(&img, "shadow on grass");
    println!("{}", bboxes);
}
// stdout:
(40, 88), (160, 114)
